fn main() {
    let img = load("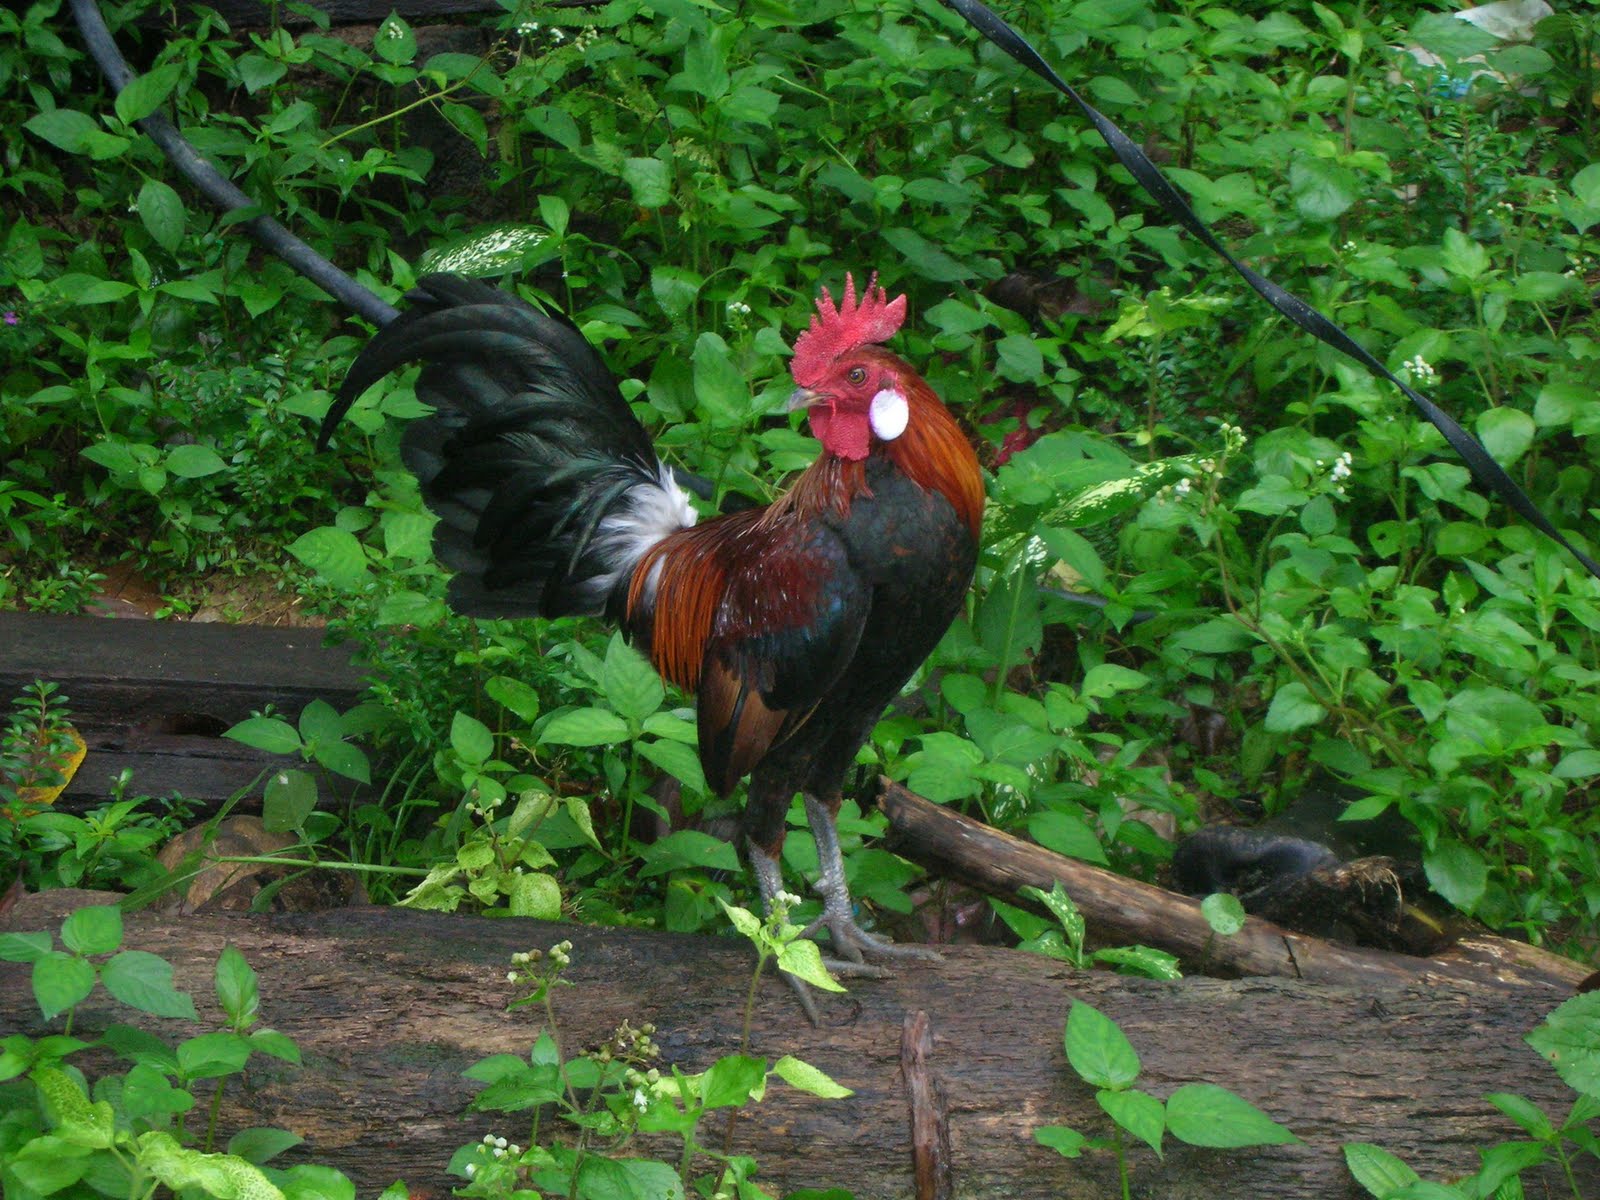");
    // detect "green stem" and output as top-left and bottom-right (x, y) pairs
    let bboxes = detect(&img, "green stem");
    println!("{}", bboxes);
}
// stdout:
(204, 1078), (225, 1152)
